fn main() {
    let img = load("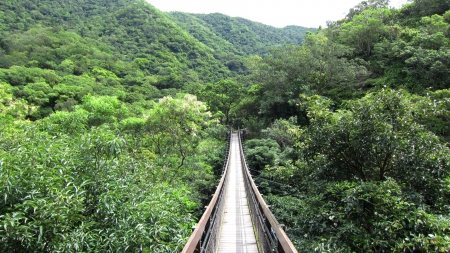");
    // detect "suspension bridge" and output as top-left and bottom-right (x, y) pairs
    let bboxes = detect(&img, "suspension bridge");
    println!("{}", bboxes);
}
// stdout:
(182, 131), (297, 253)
